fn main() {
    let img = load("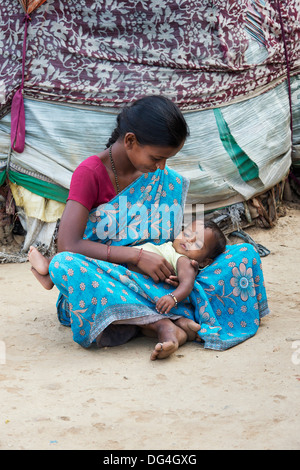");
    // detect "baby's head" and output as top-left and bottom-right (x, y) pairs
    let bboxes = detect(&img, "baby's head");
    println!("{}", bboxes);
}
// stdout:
(172, 219), (226, 268)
